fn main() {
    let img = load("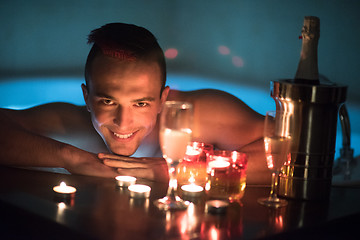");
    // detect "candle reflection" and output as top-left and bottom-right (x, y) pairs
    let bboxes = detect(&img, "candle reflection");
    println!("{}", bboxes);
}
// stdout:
(259, 208), (286, 237)
(165, 211), (172, 230)
(209, 226), (220, 240)
(56, 202), (66, 224)
(164, 203), (201, 239)
(201, 202), (244, 239)
(268, 208), (285, 234)
(200, 215), (227, 240)
(181, 203), (198, 234)
(129, 198), (150, 213)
